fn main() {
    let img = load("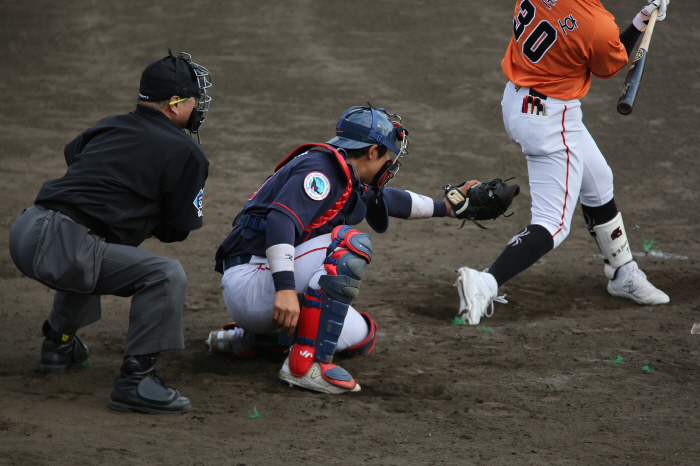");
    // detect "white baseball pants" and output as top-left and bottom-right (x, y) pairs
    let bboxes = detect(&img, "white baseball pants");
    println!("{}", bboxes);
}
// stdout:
(501, 81), (615, 248)
(220, 233), (368, 352)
